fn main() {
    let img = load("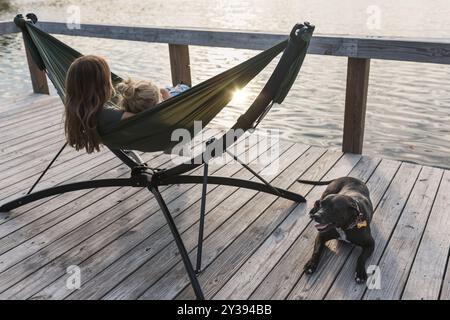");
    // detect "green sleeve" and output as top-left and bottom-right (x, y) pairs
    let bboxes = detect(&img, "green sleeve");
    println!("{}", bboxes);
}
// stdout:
(98, 104), (124, 132)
